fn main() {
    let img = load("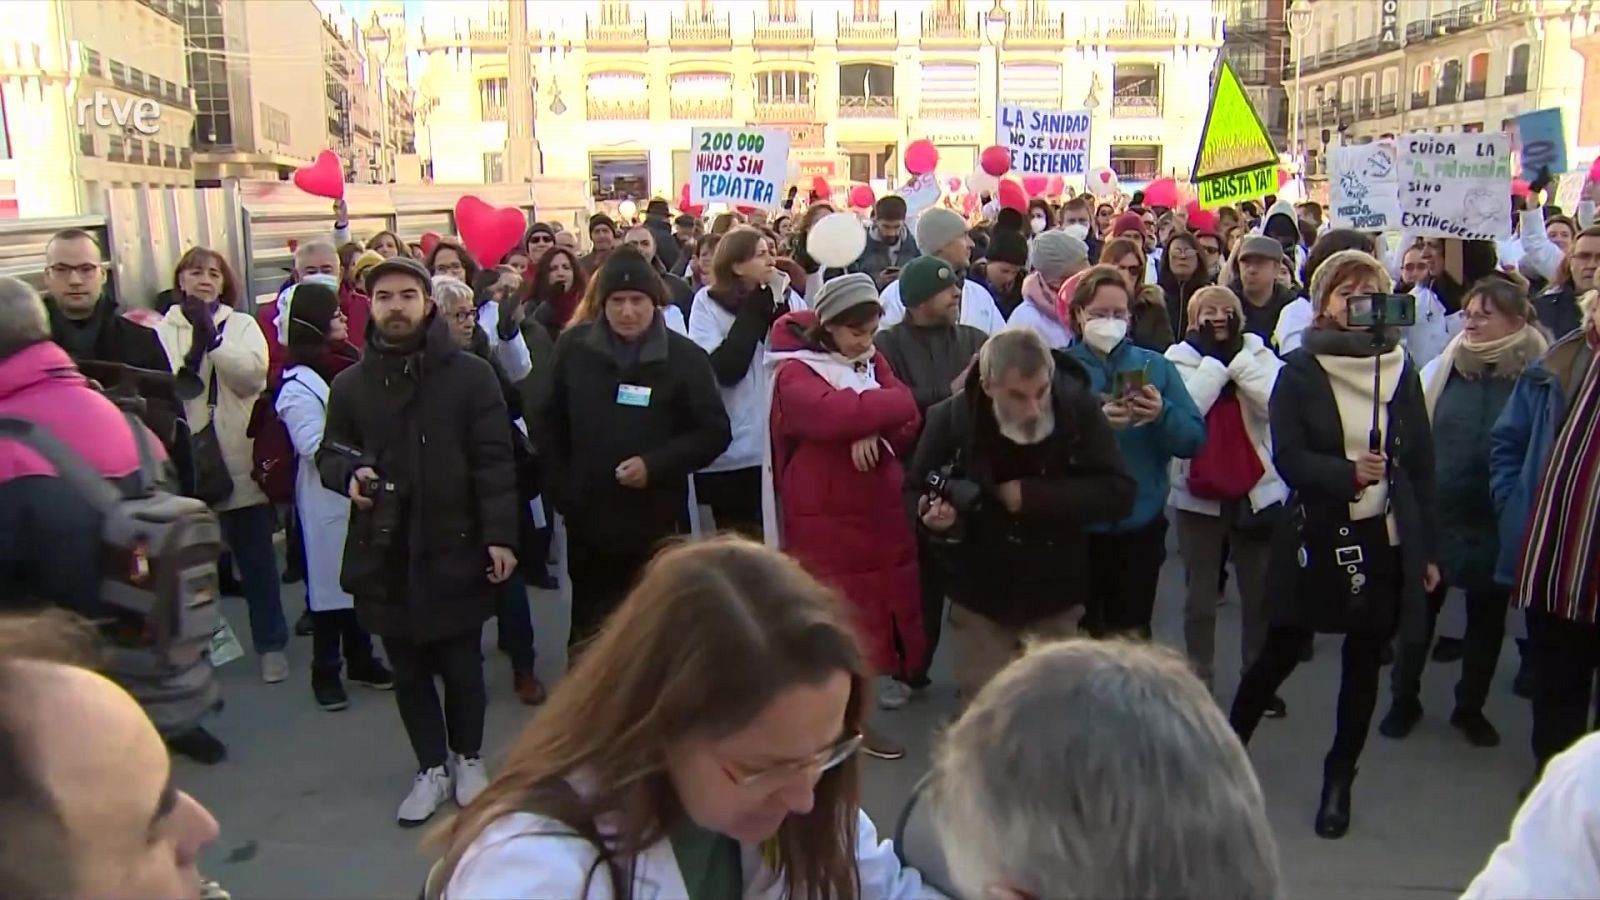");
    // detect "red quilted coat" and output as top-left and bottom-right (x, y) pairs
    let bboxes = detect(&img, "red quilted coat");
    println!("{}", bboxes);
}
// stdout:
(766, 311), (926, 677)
